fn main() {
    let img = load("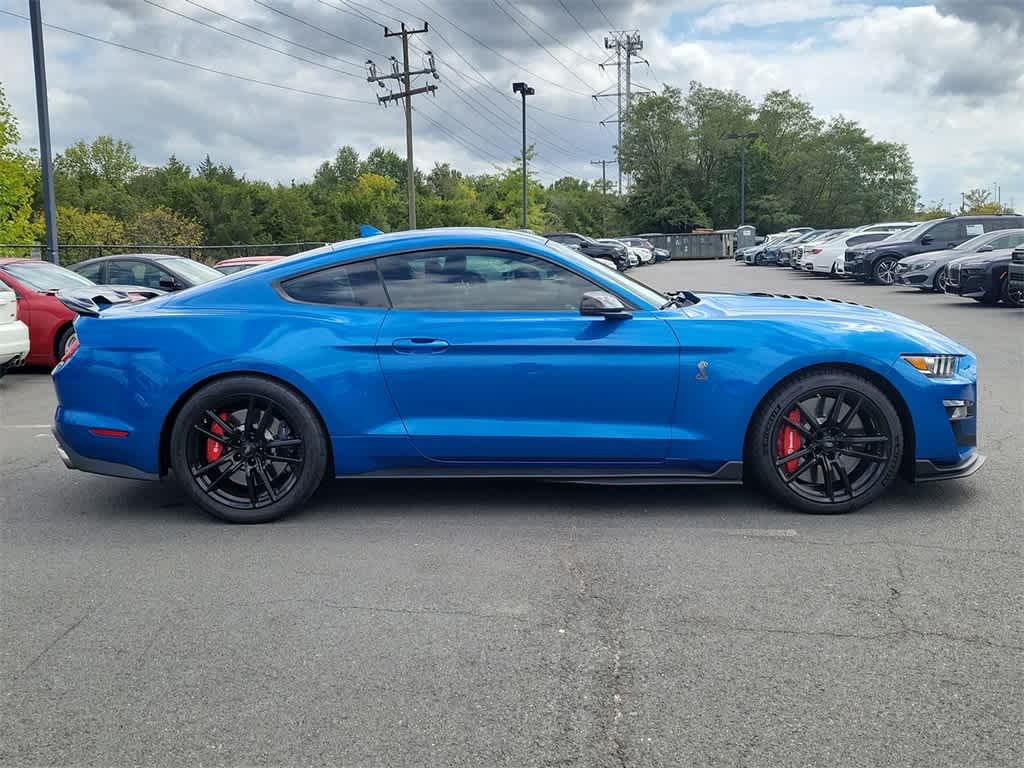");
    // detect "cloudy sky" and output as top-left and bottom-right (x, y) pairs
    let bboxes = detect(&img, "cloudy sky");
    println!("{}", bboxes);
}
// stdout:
(1, 0), (1021, 210)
